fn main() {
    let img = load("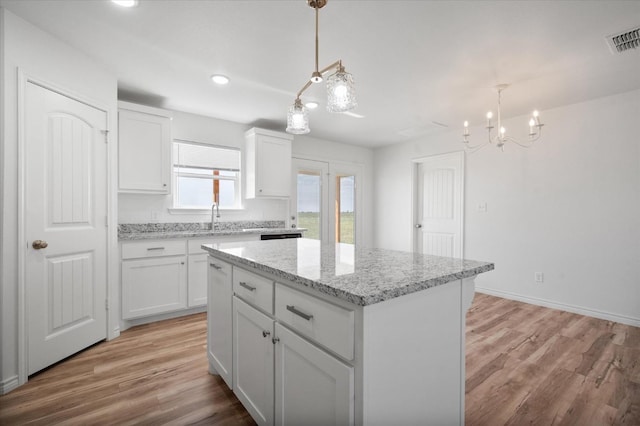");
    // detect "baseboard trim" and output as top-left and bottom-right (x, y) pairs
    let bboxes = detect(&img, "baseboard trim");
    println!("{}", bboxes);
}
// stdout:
(0, 375), (20, 395)
(476, 287), (640, 328)
(120, 306), (207, 332)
